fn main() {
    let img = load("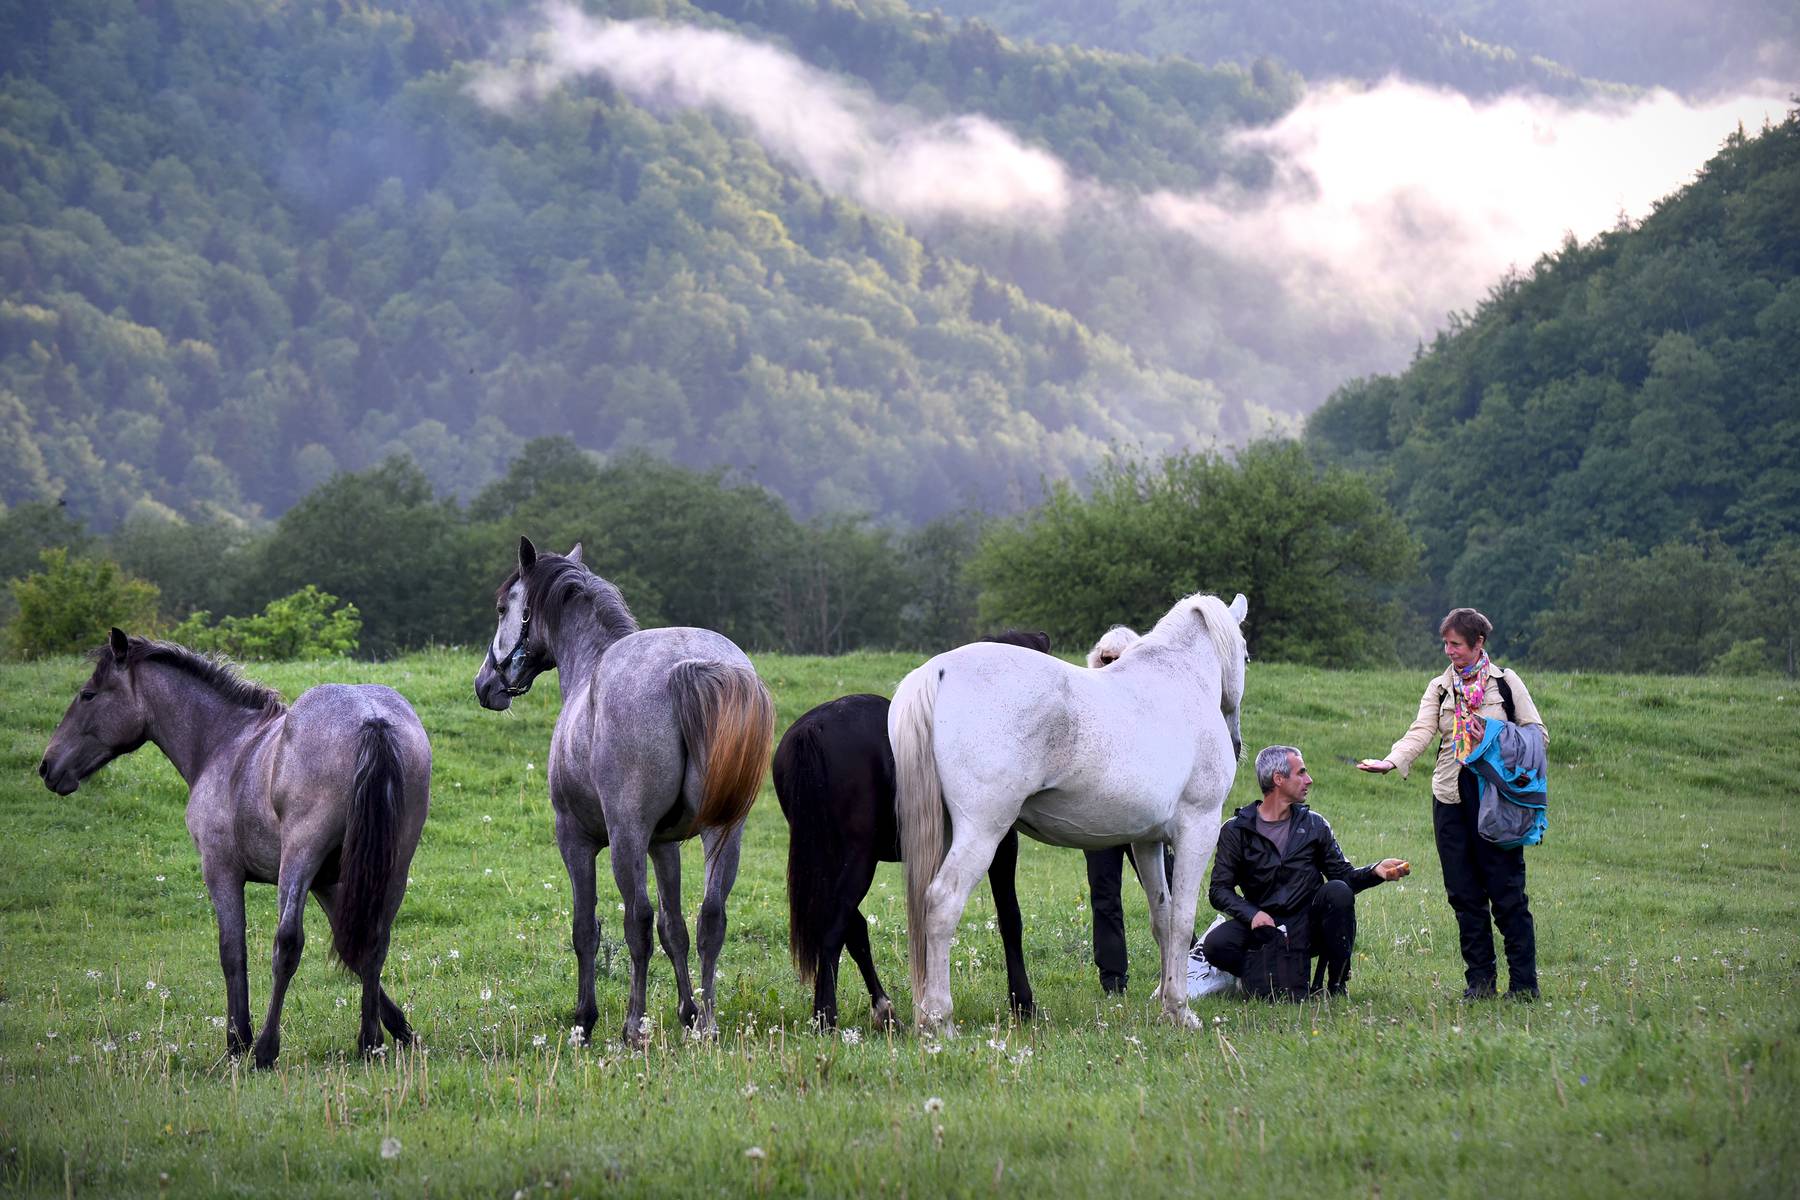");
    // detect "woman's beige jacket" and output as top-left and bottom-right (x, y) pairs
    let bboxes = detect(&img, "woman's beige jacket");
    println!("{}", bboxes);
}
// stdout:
(1385, 661), (1546, 804)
